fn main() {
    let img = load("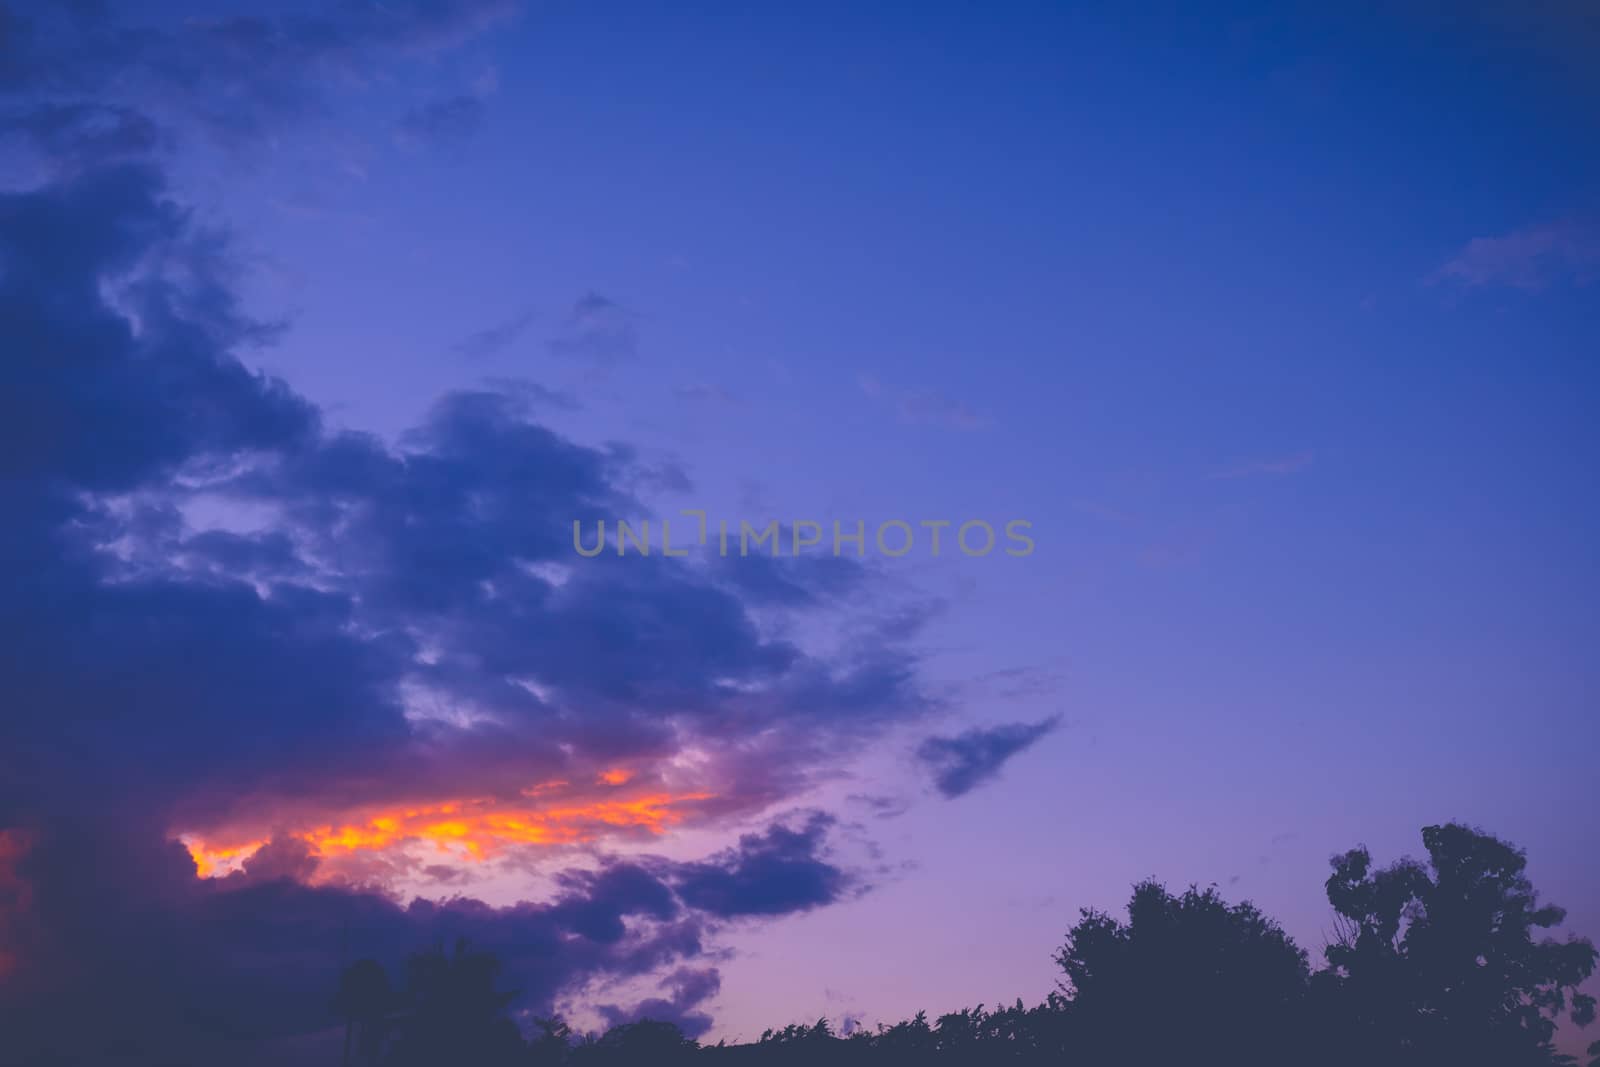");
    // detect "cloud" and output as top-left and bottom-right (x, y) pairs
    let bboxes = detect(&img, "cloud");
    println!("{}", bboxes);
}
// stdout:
(0, 804), (858, 1063)
(671, 814), (850, 918)
(597, 966), (723, 1039)
(0, 817), (716, 1065)
(0, 8), (945, 1051)
(1434, 219), (1600, 291)
(711, 551), (869, 607)
(859, 375), (984, 430)
(916, 717), (1061, 798)
(847, 793), (911, 820)
(1207, 451), (1314, 480)
(548, 292), (639, 365)
(966, 665), (1067, 701)
(675, 383), (740, 407)
(479, 376), (580, 411)
(452, 307), (538, 358)
(397, 93), (487, 147)
(0, 148), (936, 1058)
(899, 388), (985, 430)
(0, 100), (164, 169)
(0, 1), (517, 154)
(0, 164), (320, 496)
